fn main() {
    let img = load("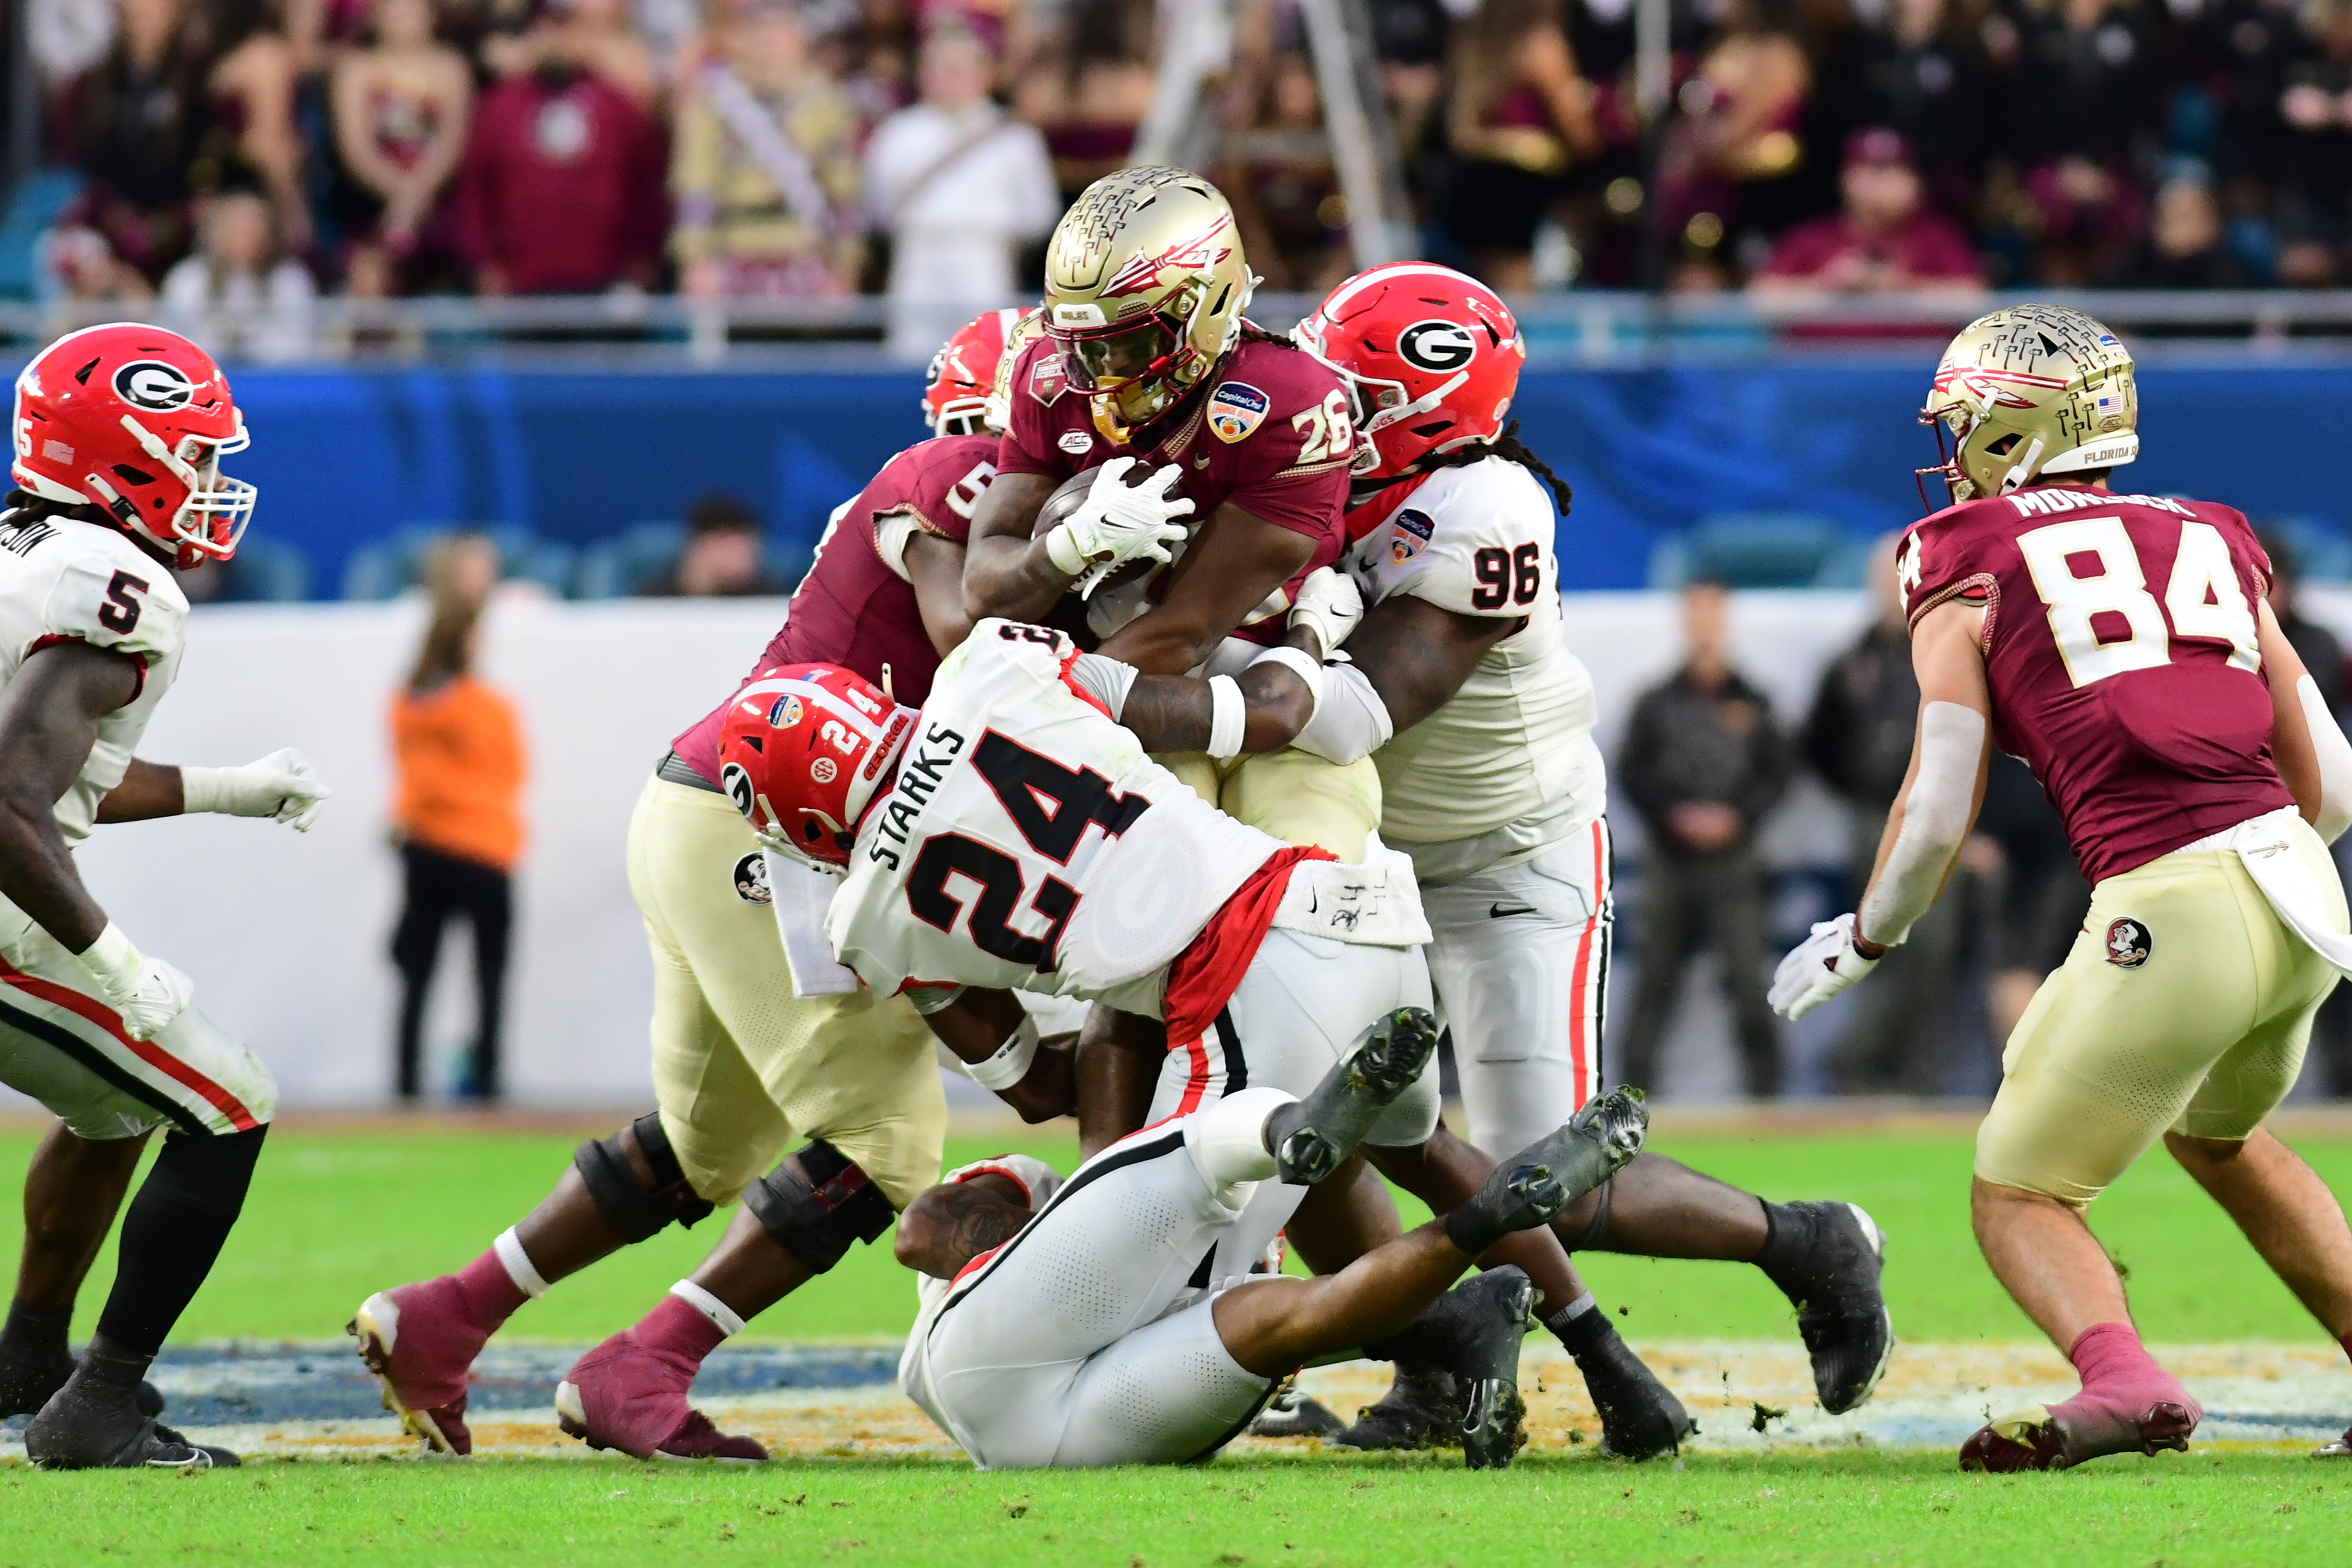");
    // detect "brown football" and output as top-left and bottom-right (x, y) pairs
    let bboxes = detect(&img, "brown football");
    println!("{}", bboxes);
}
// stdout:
(1030, 463), (1157, 539)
